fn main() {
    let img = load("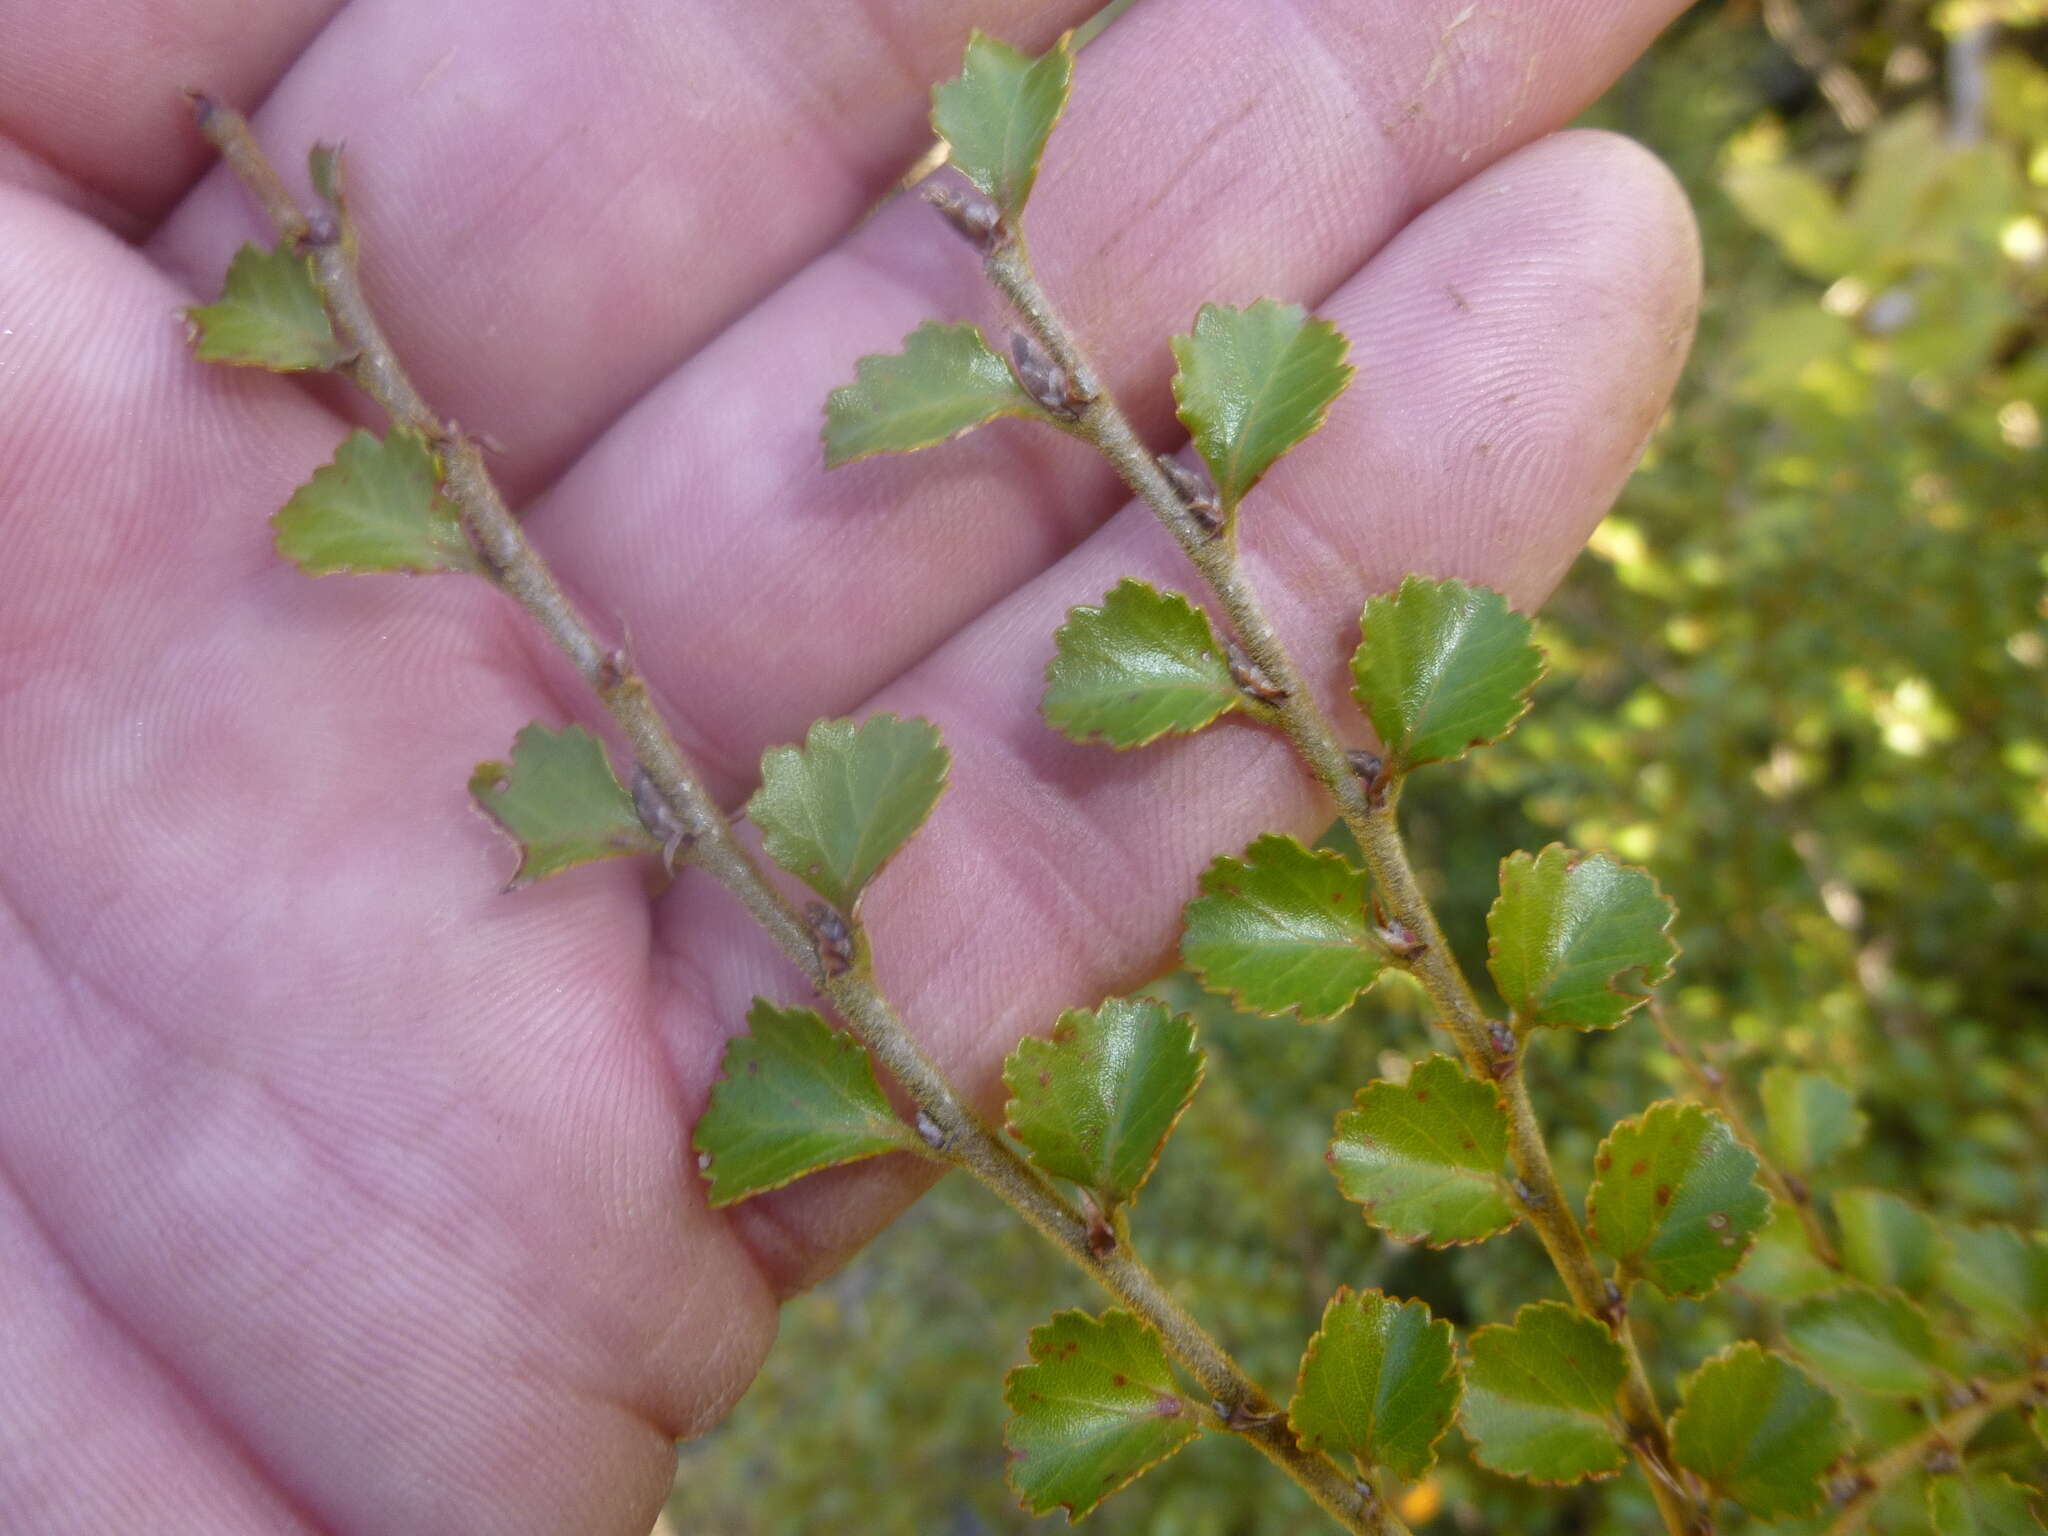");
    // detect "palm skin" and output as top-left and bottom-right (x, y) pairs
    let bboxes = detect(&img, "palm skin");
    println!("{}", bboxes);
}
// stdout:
(0, 1), (1701, 1531)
